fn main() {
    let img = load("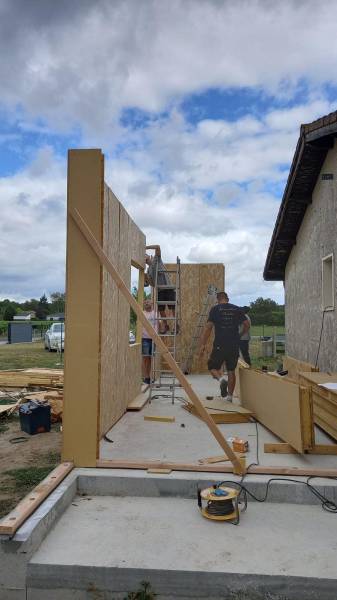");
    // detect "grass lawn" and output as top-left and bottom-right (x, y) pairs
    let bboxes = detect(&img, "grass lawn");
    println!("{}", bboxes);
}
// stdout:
(0, 340), (63, 370)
